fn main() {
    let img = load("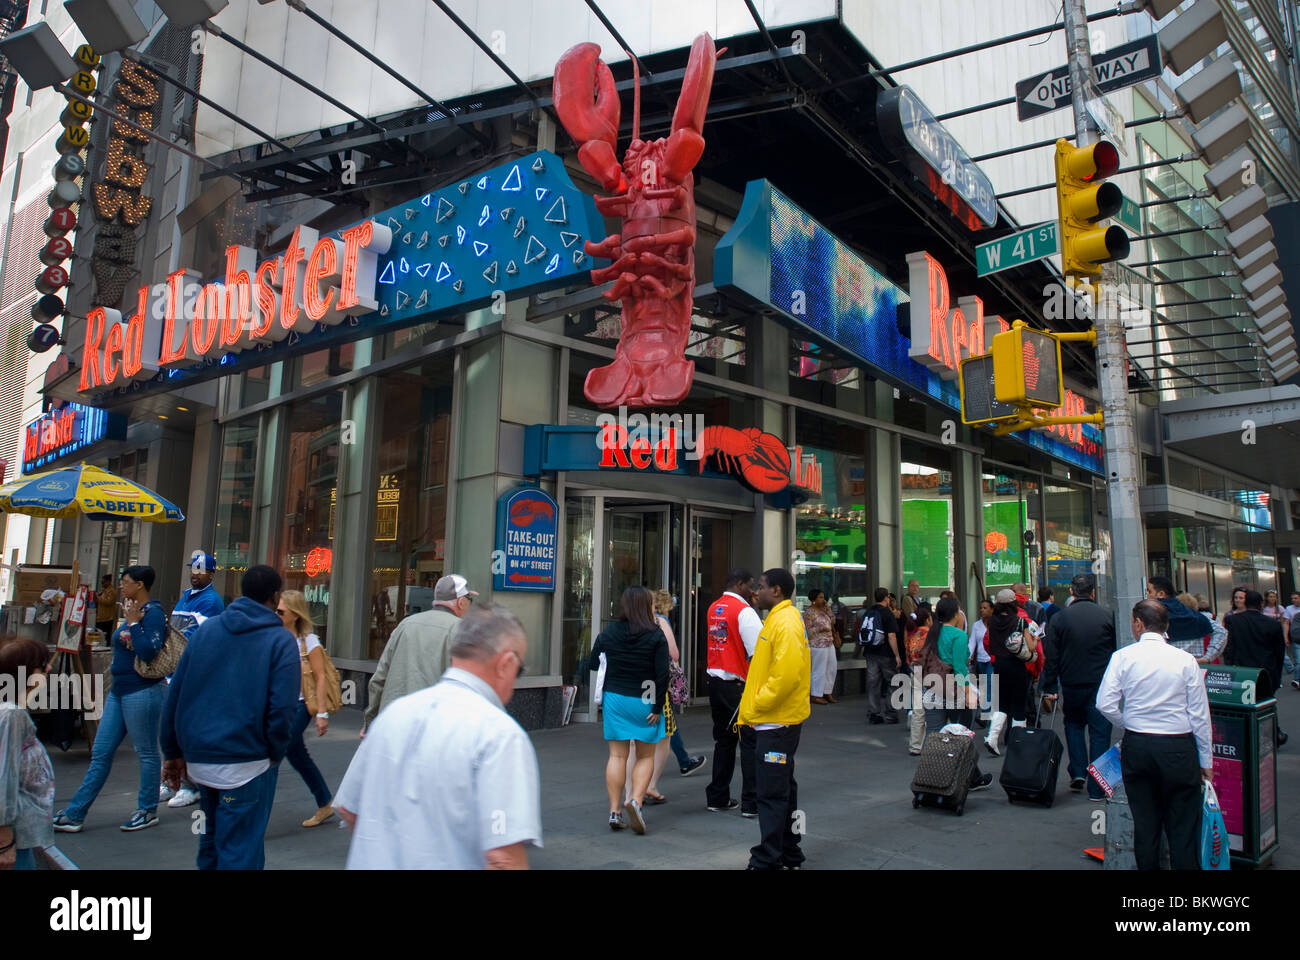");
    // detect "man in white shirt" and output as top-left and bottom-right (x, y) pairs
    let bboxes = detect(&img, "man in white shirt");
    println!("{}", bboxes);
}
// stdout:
(336, 603), (541, 869)
(1096, 600), (1213, 871)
